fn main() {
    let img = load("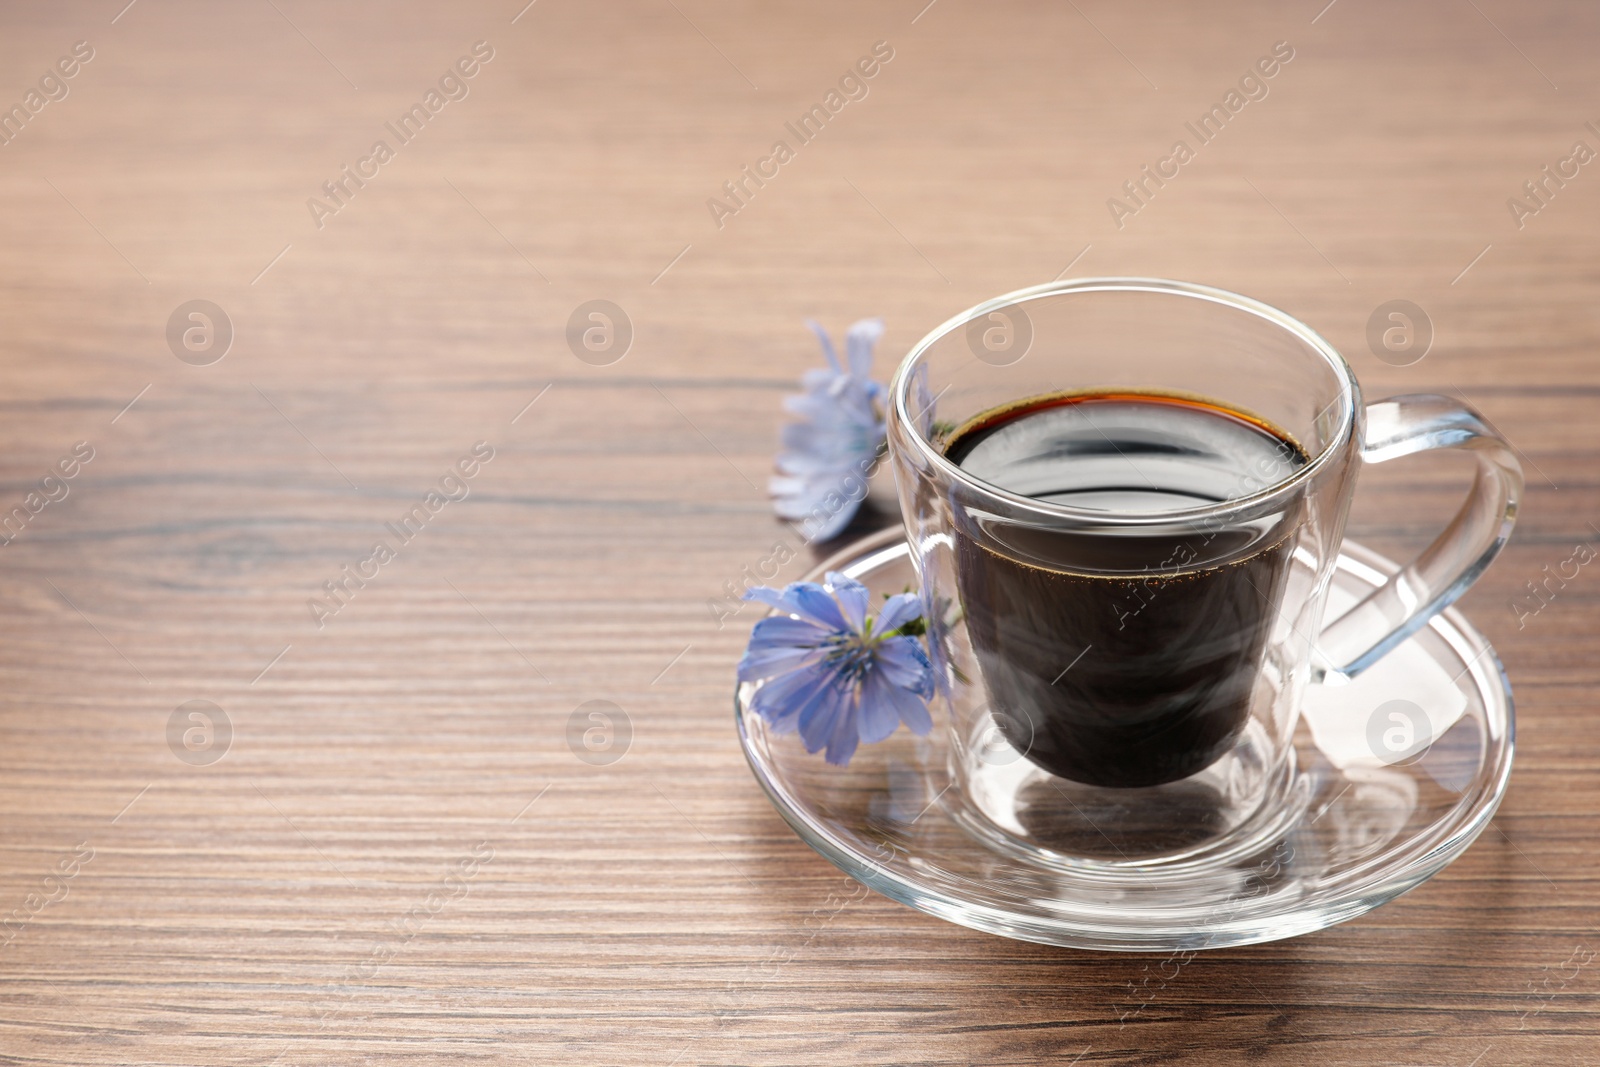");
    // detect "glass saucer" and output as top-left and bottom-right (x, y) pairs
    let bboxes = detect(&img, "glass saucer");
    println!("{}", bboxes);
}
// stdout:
(735, 527), (1514, 952)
